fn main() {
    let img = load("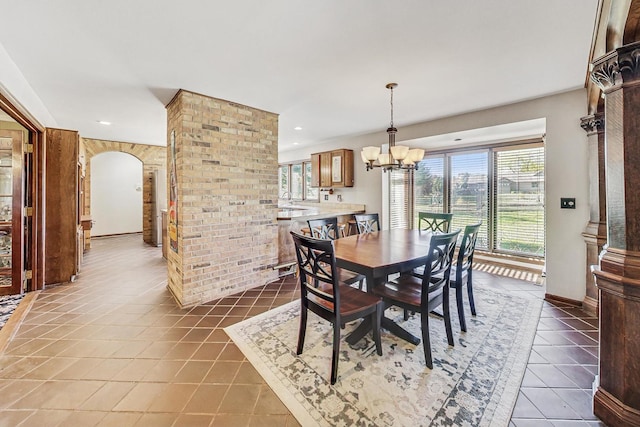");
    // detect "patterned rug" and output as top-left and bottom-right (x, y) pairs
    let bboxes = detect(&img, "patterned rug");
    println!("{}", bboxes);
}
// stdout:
(0, 294), (23, 331)
(225, 286), (543, 427)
